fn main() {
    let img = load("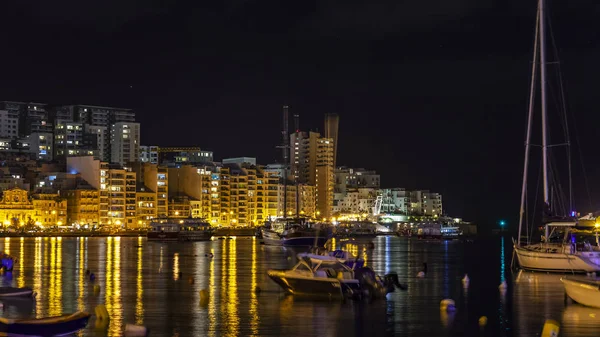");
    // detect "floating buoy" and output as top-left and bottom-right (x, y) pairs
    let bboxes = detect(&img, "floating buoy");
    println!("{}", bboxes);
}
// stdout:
(478, 316), (488, 328)
(90, 273), (96, 281)
(200, 289), (209, 301)
(124, 324), (149, 337)
(462, 274), (470, 287)
(541, 319), (559, 337)
(199, 289), (209, 306)
(93, 285), (101, 295)
(499, 280), (507, 290)
(440, 299), (456, 312)
(188, 276), (194, 284)
(94, 304), (109, 330)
